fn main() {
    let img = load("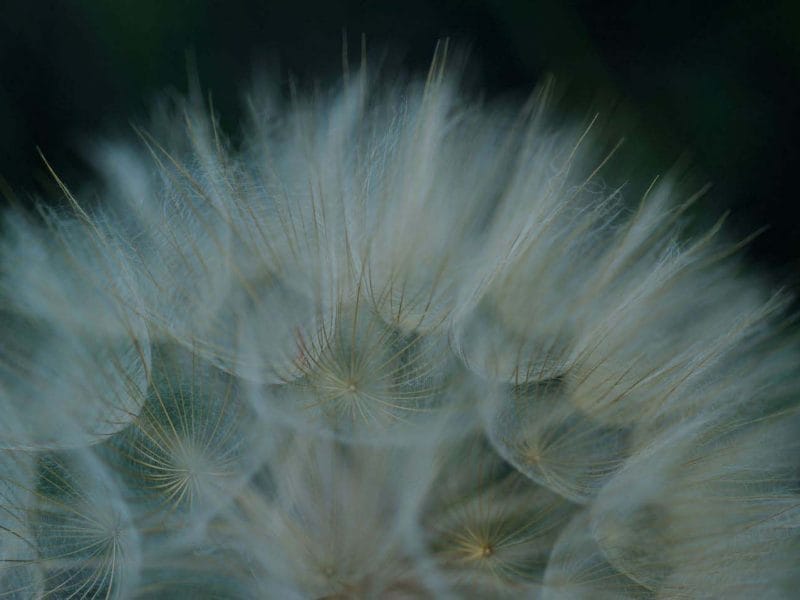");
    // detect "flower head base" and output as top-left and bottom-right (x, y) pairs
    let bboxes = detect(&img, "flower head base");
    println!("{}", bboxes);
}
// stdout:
(0, 47), (798, 597)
